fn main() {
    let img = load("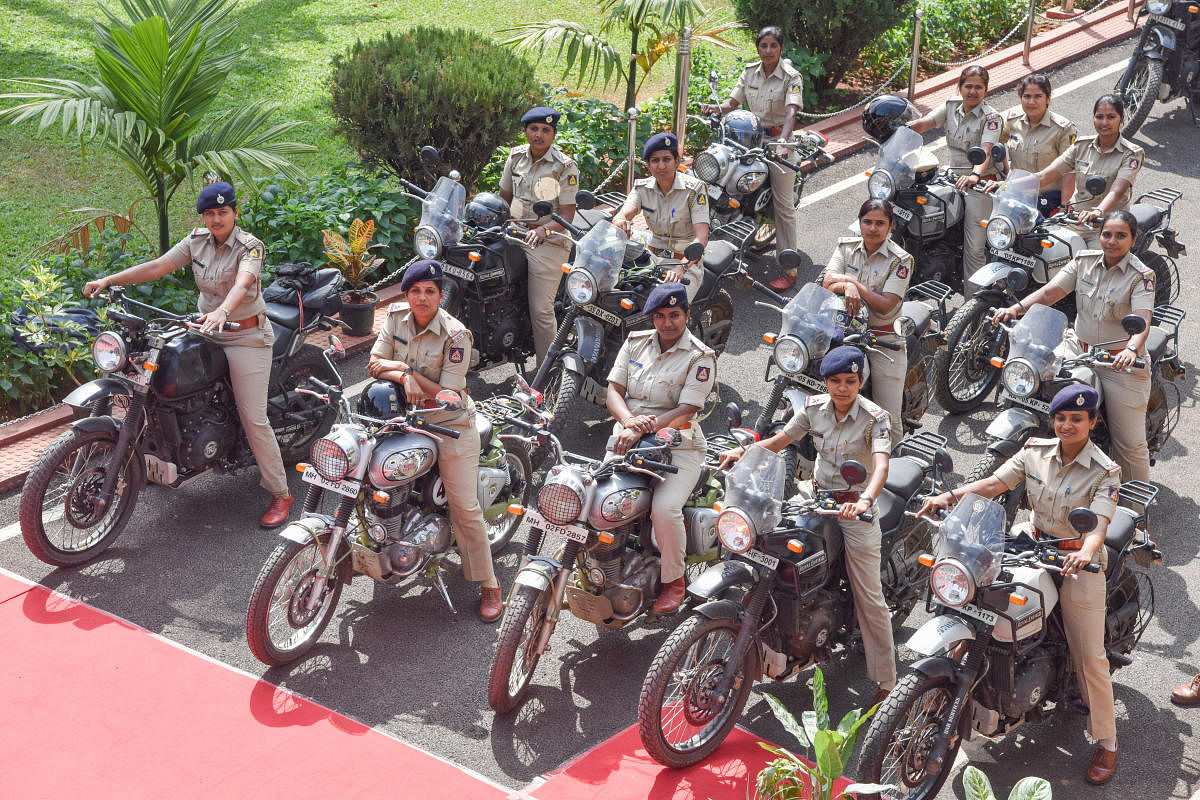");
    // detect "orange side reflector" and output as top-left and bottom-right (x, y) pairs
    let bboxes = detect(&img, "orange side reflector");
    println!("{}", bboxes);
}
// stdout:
(1041, 240), (1053, 249)
(916, 196), (928, 205)
(763, 332), (777, 344)
(468, 251), (482, 262)
(918, 553), (935, 567)
(508, 504), (525, 516)
(1009, 592), (1029, 606)
(597, 532), (615, 544)
(620, 298), (634, 310)
(372, 491), (390, 503)
(144, 362), (158, 372)
(713, 502), (723, 513)
(864, 170), (873, 177)
(989, 356), (1005, 368)
(561, 263), (571, 273)
(296, 463), (311, 473)
(728, 199), (740, 209)
(1190, 4), (1198, 11)
(979, 220), (989, 227)
(787, 539), (804, 554)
